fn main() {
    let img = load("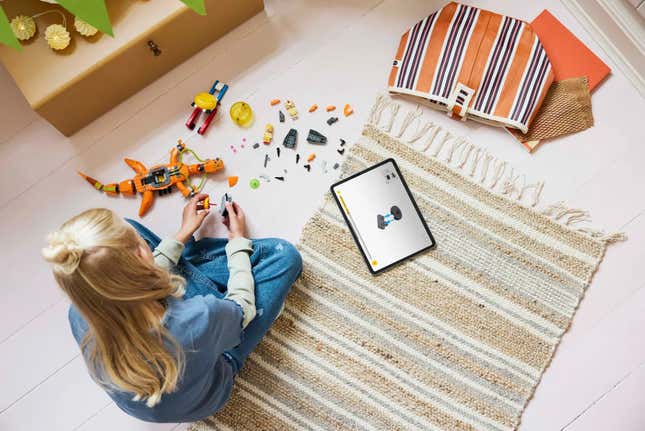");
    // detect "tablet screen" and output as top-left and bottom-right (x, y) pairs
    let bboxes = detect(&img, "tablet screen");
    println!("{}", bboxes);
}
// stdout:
(331, 159), (435, 274)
